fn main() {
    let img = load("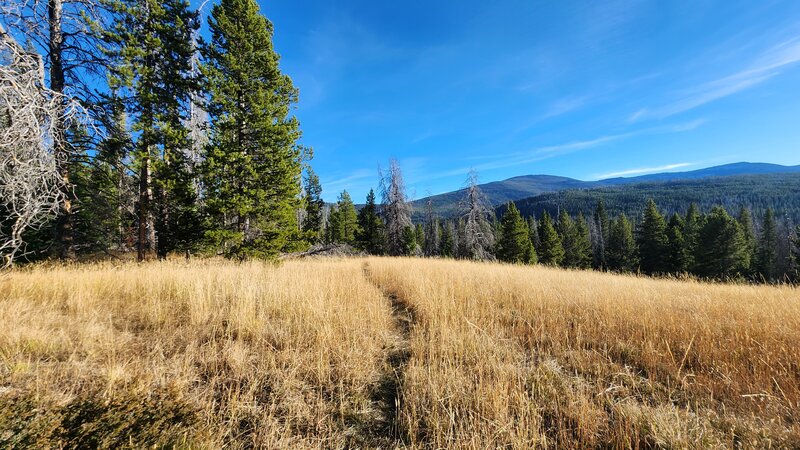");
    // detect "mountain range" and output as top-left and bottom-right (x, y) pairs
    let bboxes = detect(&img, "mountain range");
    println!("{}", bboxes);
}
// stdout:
(410, 162), (800, 219)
